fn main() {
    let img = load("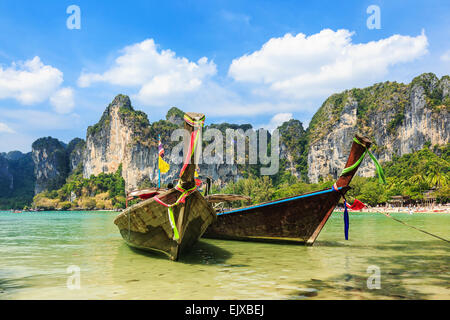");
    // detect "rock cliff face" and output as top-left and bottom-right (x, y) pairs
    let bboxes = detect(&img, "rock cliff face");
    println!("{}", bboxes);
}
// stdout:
(278, 119), (308, 179)
(83, 95), (162, 190)
(0, 151), (35, 209)
(2, 72), (447, 203)
(307, 73), (449, 182)
(82, 95), (241, 190)
(31, 137), (70, 194)
(66, 138), (86, 171)
(0, 154), (14, 191)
